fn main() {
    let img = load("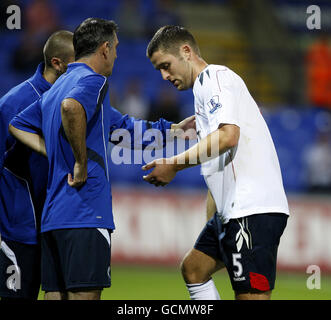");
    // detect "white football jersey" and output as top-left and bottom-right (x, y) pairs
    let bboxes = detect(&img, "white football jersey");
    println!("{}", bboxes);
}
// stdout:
(193, 65), (289, 223)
